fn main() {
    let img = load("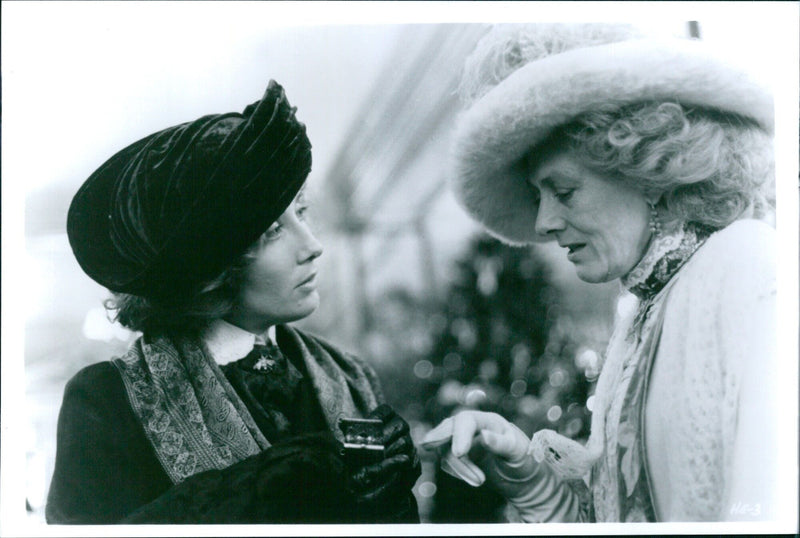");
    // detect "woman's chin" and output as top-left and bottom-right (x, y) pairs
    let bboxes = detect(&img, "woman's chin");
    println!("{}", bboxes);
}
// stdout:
(574, 265), (615, 284)
(295, 292), (320, 318)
